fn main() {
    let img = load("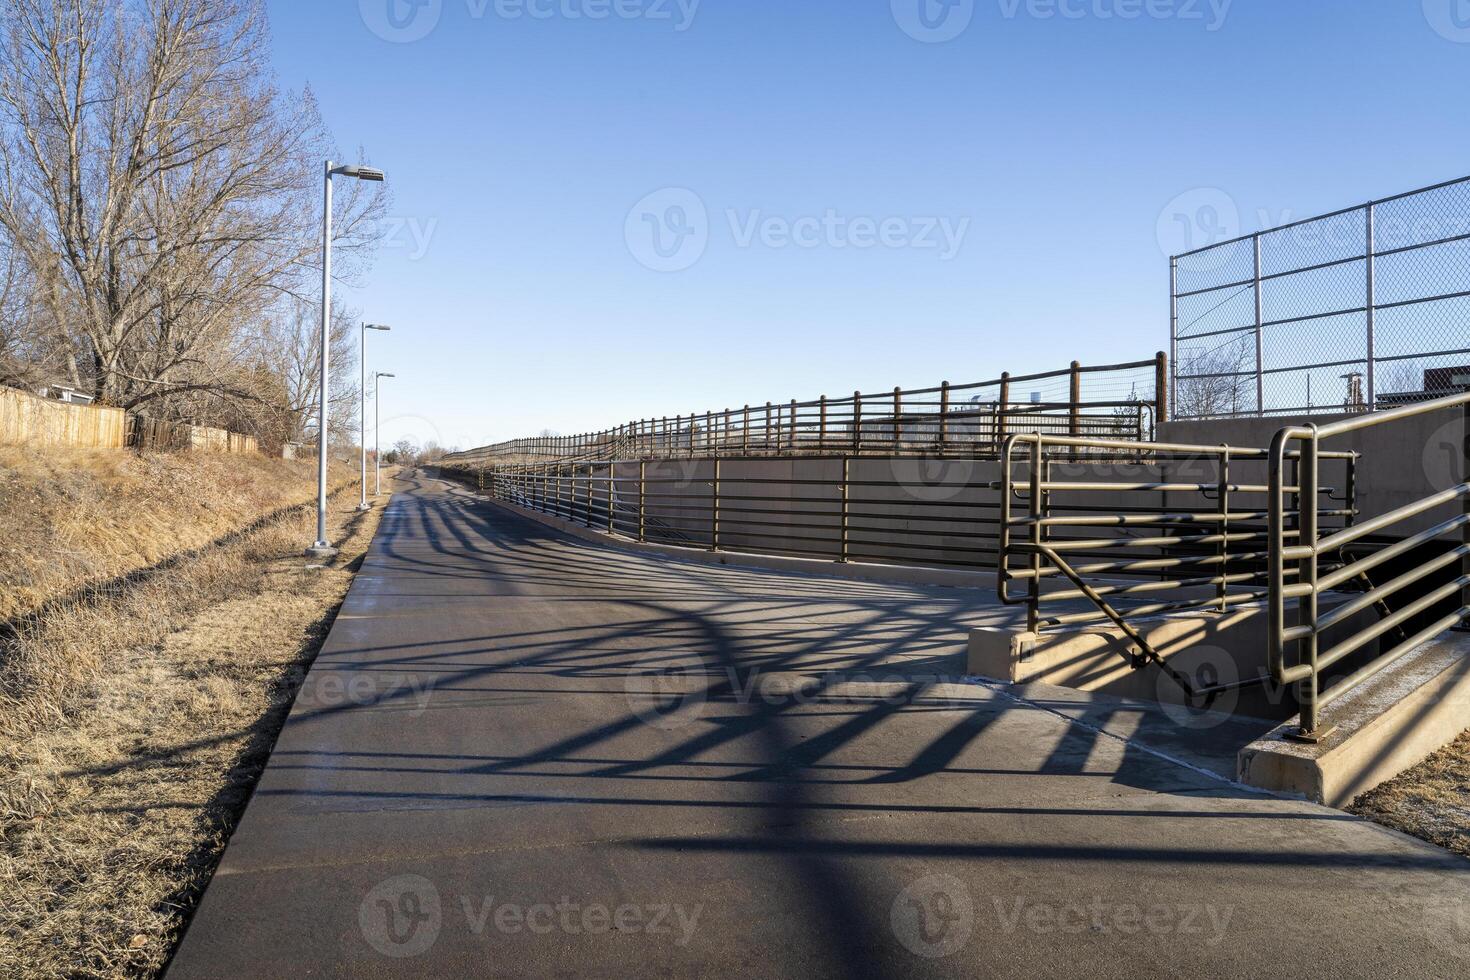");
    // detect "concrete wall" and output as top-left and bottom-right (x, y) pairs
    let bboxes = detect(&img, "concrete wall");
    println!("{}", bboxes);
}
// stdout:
(1161, 406), (1467, 538)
